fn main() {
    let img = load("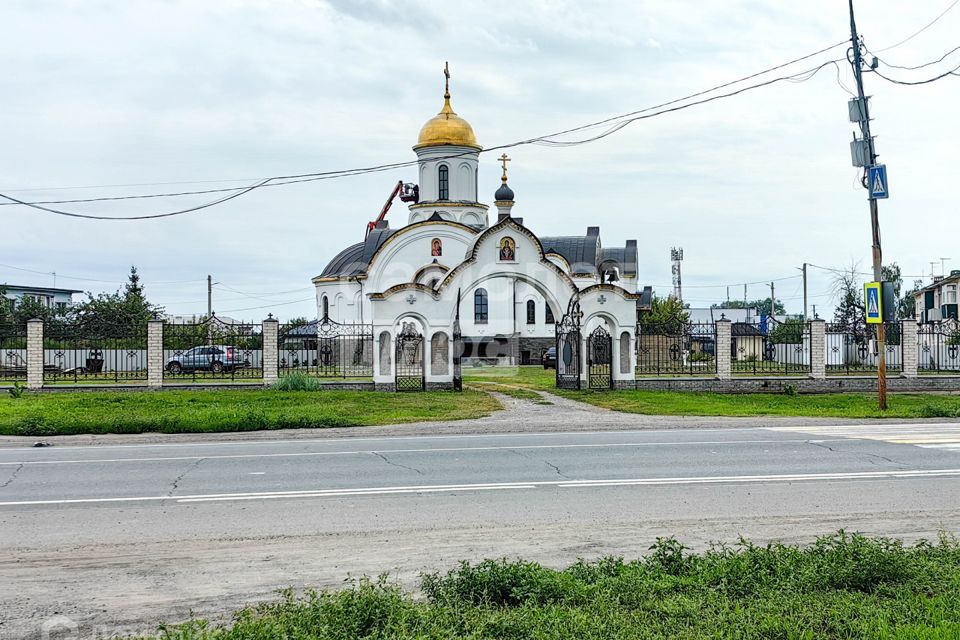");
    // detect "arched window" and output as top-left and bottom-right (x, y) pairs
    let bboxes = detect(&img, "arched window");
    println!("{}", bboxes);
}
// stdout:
(545, 305), (555, 324)
(322, 295), (329, 319)
(526, 300), (536, 325)
(438, 164), (449, 201)
(474, 288), (488, 324)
